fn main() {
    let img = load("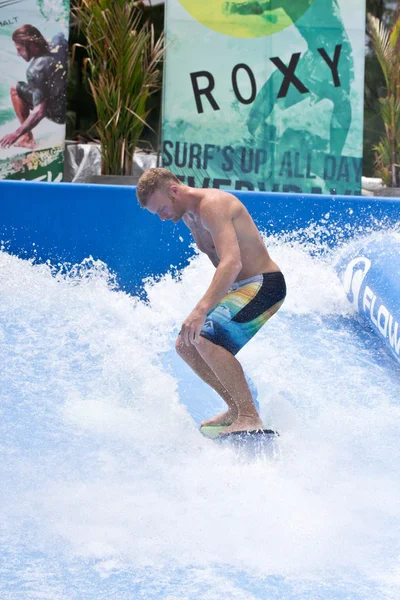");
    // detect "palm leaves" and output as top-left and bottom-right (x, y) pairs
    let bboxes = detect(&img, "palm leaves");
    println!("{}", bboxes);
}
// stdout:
(73, 0), (164, 175)
(368, 13), (400, 186)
